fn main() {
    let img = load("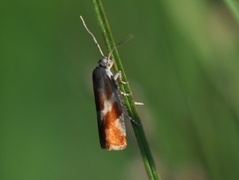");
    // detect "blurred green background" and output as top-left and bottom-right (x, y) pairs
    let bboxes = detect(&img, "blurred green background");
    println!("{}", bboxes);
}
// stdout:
(1, 0), (239, 180)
